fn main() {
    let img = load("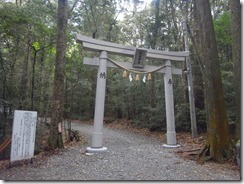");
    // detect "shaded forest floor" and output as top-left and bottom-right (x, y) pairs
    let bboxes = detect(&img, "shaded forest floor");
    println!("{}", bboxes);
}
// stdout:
(84, 118), (239, 172)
